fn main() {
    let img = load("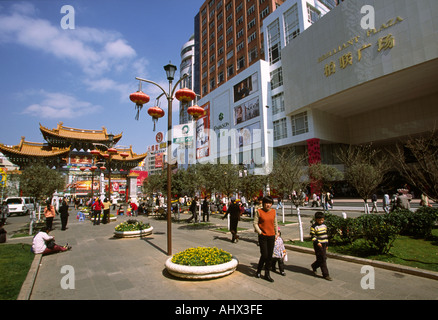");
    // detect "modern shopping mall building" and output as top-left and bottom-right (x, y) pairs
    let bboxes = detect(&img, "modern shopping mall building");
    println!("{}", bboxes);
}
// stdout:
(182, 0), (438, 179)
